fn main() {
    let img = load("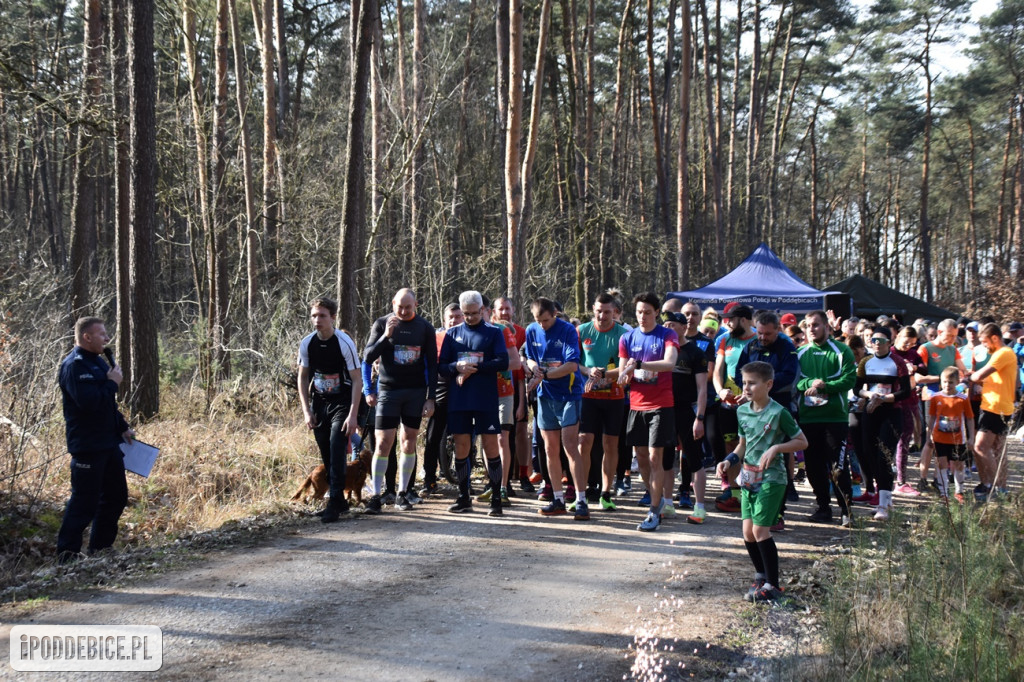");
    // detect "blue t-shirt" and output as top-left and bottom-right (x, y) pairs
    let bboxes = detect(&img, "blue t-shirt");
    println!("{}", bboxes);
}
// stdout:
(525, 318), (584, 401)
